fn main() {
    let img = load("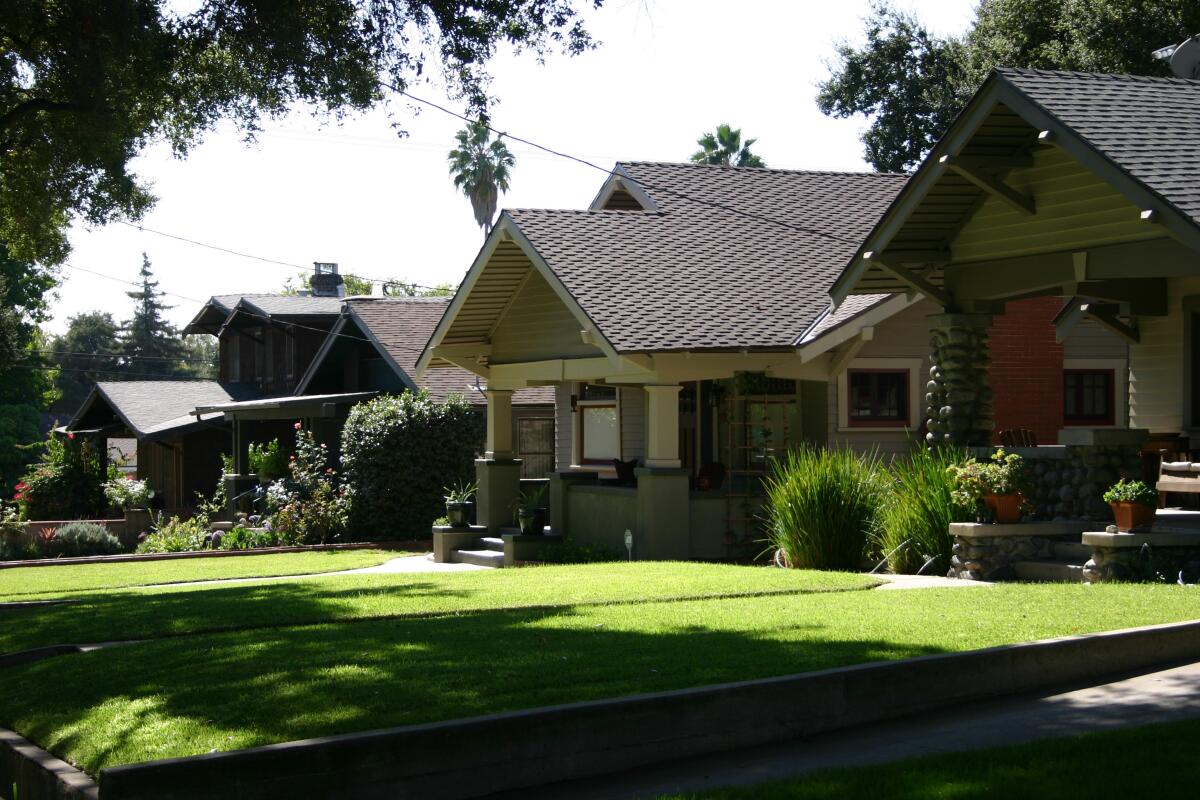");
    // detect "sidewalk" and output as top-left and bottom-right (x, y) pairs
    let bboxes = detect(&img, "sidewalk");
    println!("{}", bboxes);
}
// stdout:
(496, 660), (1200, 799)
